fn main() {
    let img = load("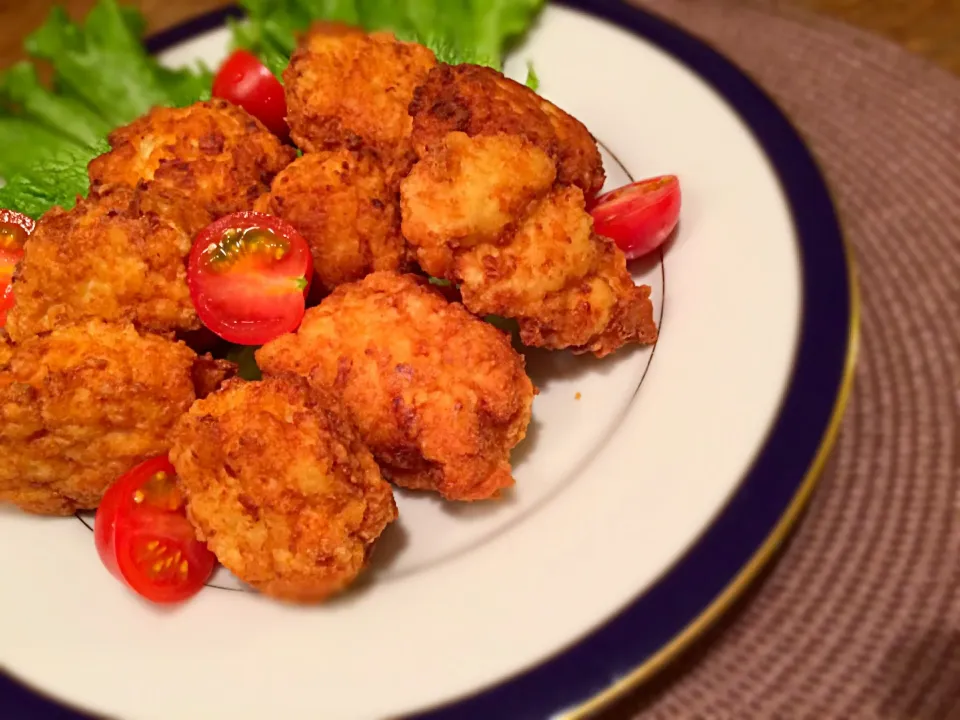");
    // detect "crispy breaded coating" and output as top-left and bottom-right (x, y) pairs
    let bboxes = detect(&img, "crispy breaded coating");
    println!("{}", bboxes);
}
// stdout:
(88, 99), (295, 235)
(400, 132), (555, 276)
(537, 98), (607, 199)
(409, 64), (605, 196)
(401, 130), (656, 356)
(169, 376), (397, 603)
(0, 333), (11, 366)
(191, 354), (238, 399)
(6, 186), (198, 342)
(284, 31), (436, 182)
(256, 272), (535, 501)
(455, 187), (657, 356)
(254, 150), (405, 292)
(0, 322), (210, 515)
